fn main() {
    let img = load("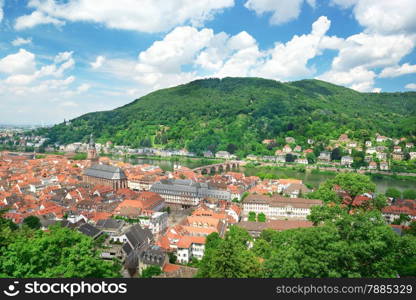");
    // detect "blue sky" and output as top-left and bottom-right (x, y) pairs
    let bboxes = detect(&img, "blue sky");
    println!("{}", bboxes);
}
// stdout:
(0, 0), (416, 125)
